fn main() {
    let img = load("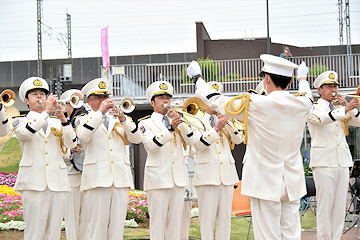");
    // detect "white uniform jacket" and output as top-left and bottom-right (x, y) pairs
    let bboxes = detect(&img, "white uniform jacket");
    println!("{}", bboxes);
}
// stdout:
(75, 110), (141, 191)
(139, 113), (196, 191)
(0, 105), (10, 137)
(308, 98), (360, 168)
(13, 111), (77, 193)
(196, 80), (313, 202)
(192, 115), (243, 186)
